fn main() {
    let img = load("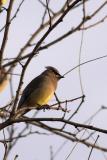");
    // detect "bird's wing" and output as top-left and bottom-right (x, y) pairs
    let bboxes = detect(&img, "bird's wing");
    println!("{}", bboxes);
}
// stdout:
(18, 75), (44, 108)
